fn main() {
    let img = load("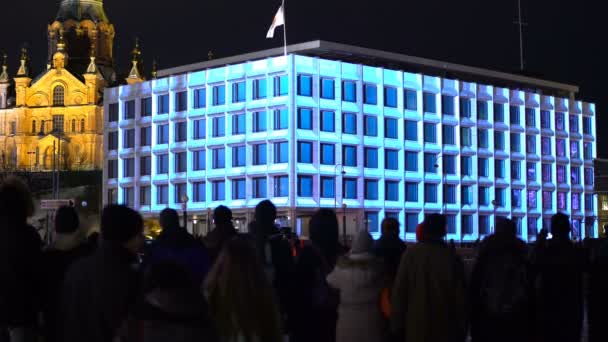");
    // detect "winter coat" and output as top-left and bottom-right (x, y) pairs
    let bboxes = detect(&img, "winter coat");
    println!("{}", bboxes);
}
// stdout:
(145, 227), (211, 287)
(137, 287), (217, 342)
(533, 239), (585, 342)
(61, 242), (140, 342)
(373, 234), (406, 281)
(0, 223), (42, 326)
(391, 241), (467, 342)
(327, 253), (385, 342)
(589, 237), (608, 342)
